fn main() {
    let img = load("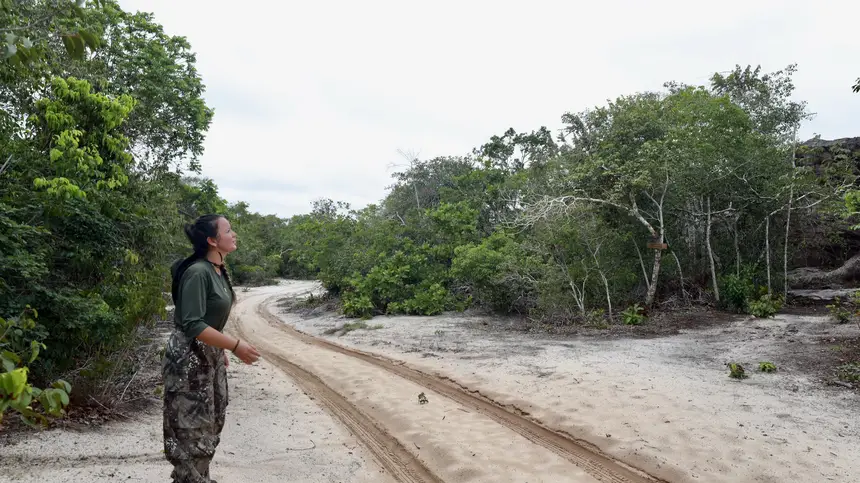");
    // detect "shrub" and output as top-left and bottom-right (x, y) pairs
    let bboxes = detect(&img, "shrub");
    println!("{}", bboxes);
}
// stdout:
(342, 293), (374, 319)
(621, 304), (646, 325)
(1, 308), (72, 426)
(727, 362), (748, 379)
(721, 273), (755, 312)
(758, 361), (777, 373)
(451, 233), (530, 312)
(836, 362), (860, 383)
(826, 297), (854, 324)
(748, 293), (782, 318)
